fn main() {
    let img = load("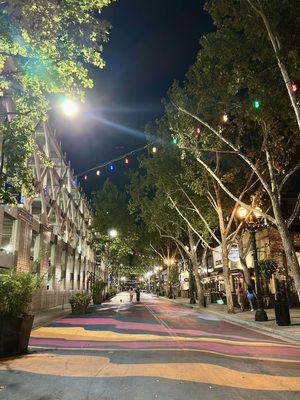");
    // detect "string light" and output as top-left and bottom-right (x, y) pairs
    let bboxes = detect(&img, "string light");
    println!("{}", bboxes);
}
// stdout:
(172, 137), (178, 144)
(152, 146), (158, 153)
(84, 175), (88, 181)
(253, 99), (261, 109)
(96, 170), (100, 176)
(109, 164), (116, 172)
(222, 113), (228, 122)
(291, 83), (298, 93)
(124, 158), (129, 164)
(195, 127), (201, 135)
